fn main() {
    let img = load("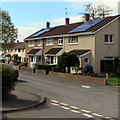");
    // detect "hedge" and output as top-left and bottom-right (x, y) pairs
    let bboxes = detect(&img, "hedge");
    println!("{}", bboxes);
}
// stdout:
(2, 65), (16, 97)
